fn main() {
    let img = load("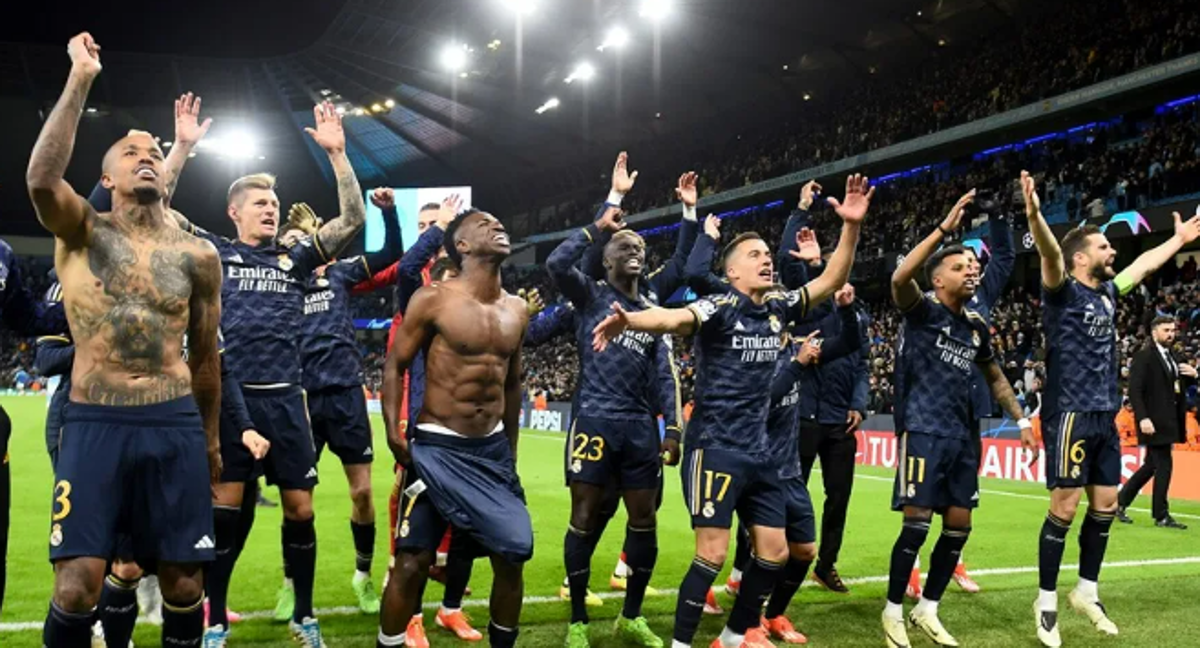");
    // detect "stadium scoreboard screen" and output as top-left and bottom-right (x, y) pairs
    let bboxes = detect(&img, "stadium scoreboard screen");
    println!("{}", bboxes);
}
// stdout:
(364, 186), (473, 252)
